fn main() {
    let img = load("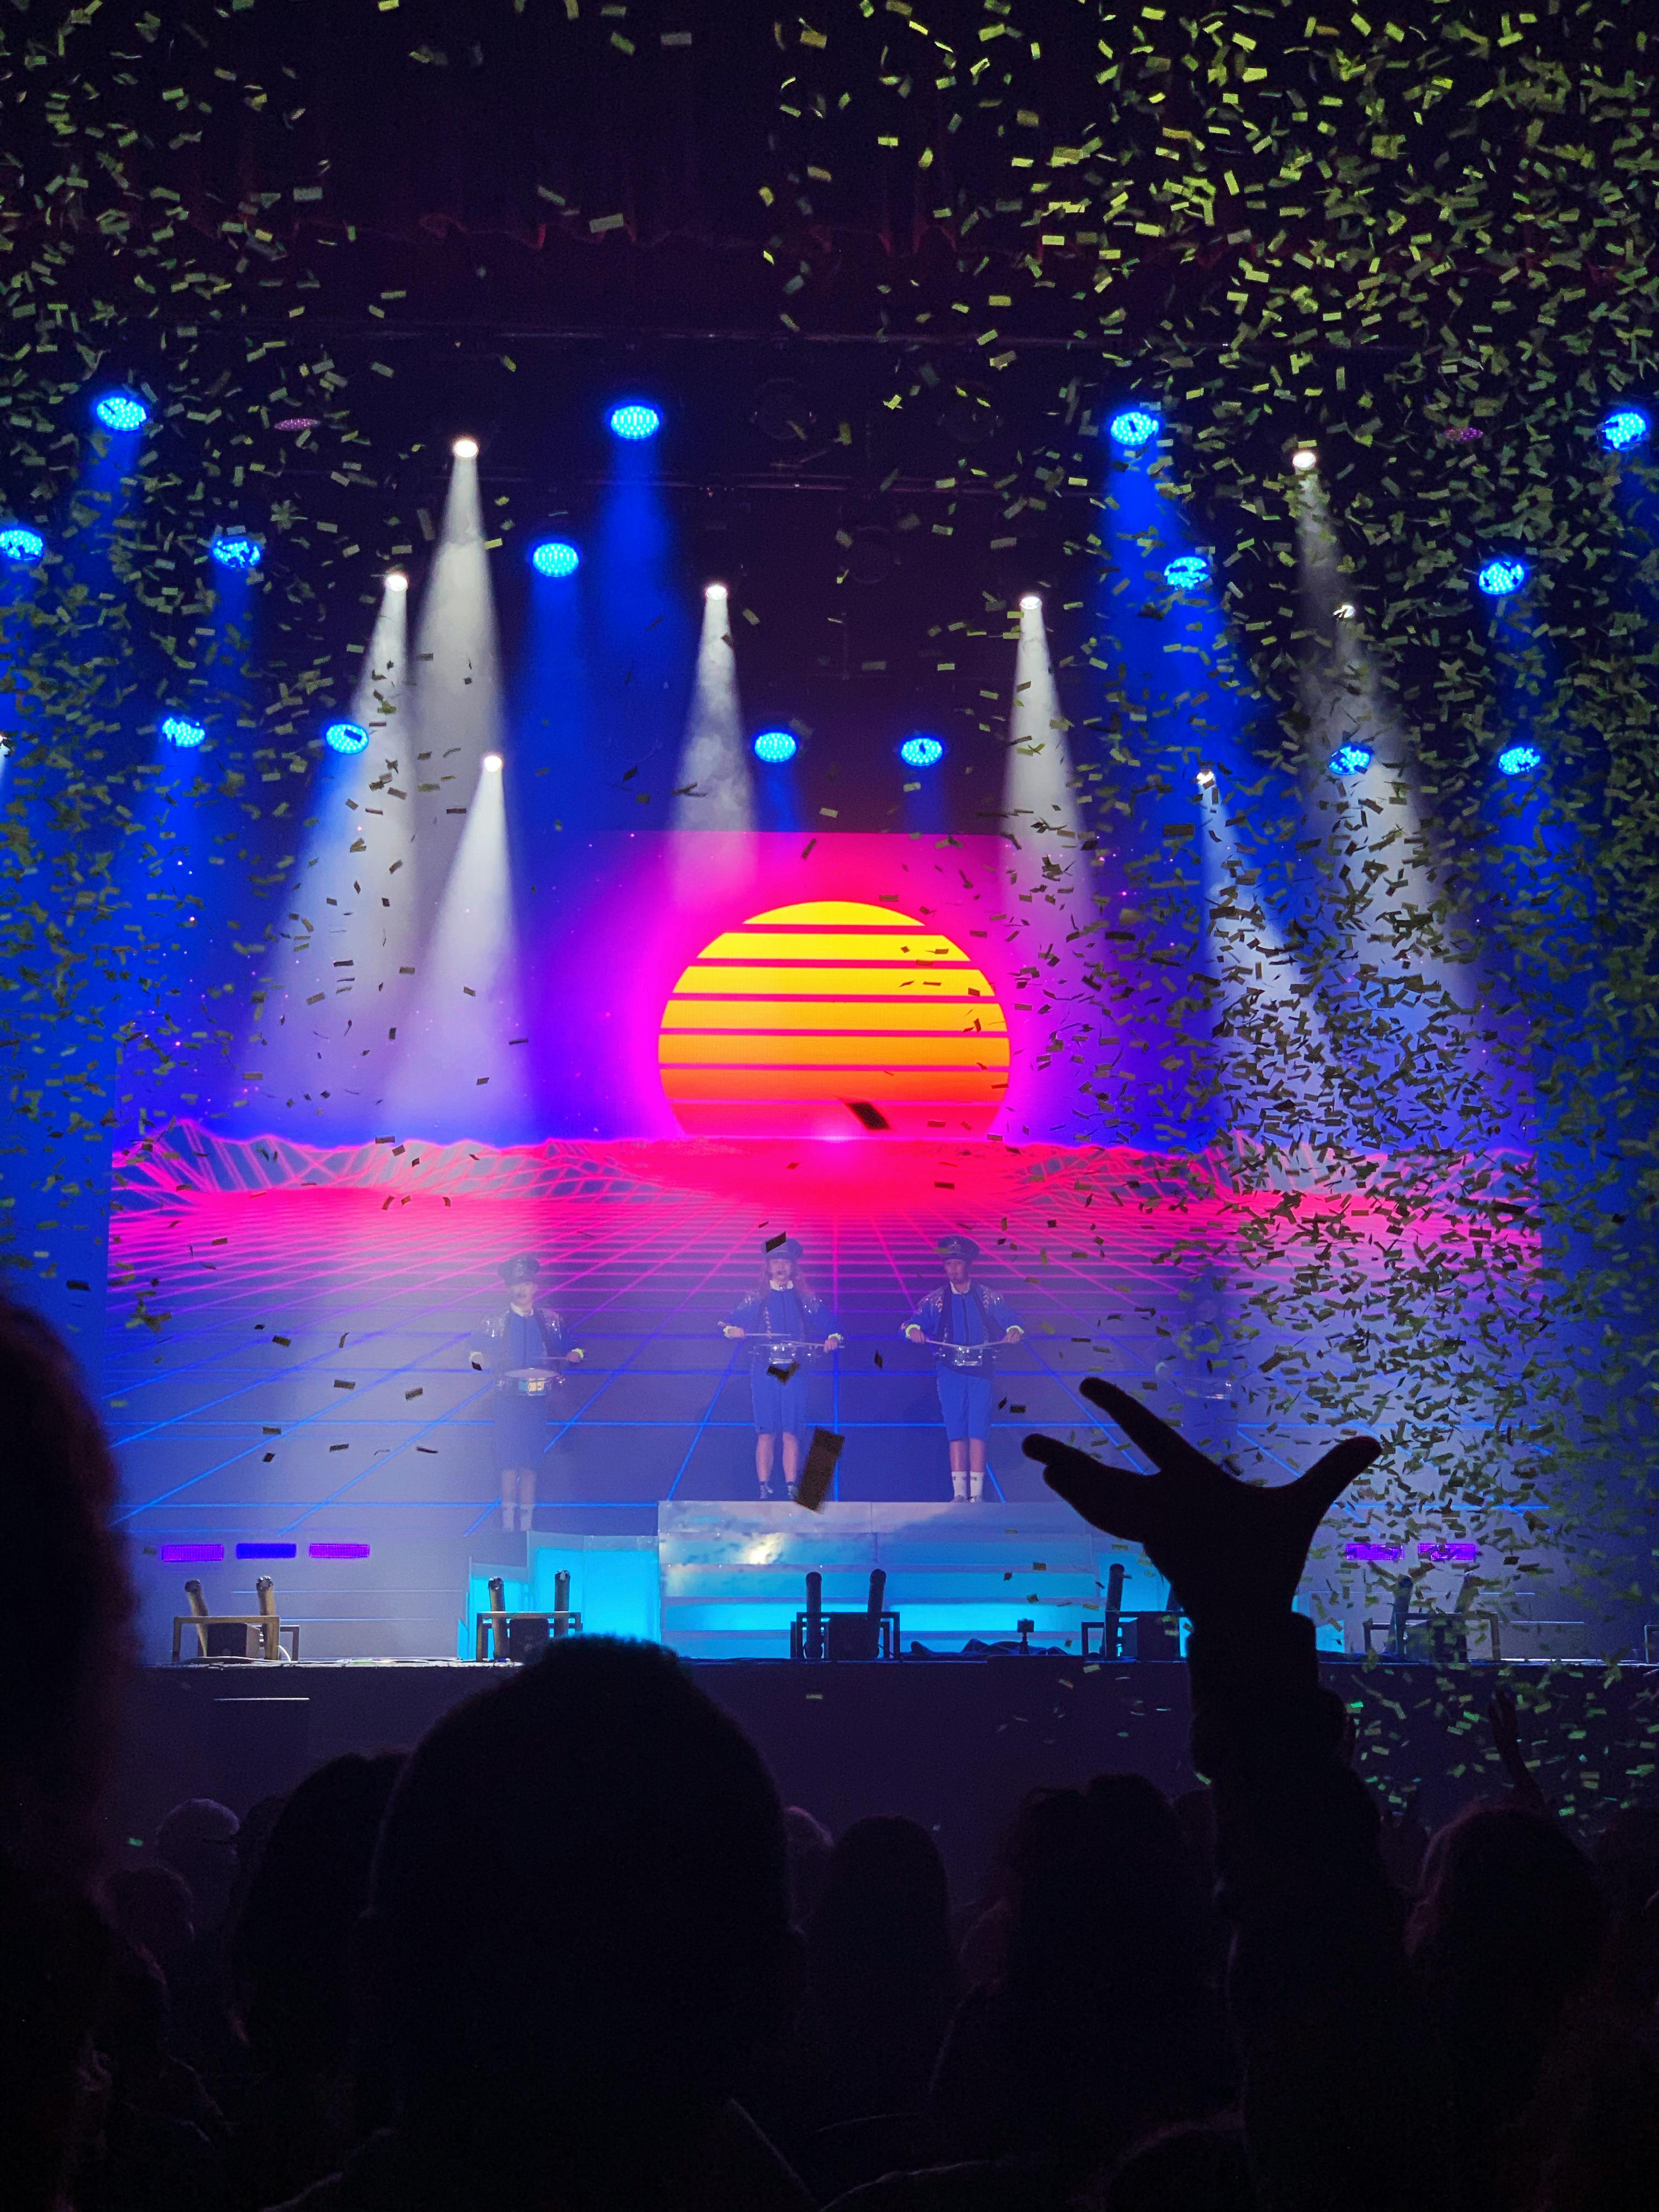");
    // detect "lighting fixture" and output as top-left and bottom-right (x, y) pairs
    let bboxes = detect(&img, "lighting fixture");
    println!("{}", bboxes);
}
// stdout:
(1497, 743), (1543, 778)
(1163, 554), (1210, 590)
(1327, 742), (1373, 777)
(324, 719), (370, 755)
(1108, 407), (1158, 449)
(752, 729), (798, 764)
(608, 402), (662, 442)
(1476, 555), (1528, 597)
(94, 388), (149, 431)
